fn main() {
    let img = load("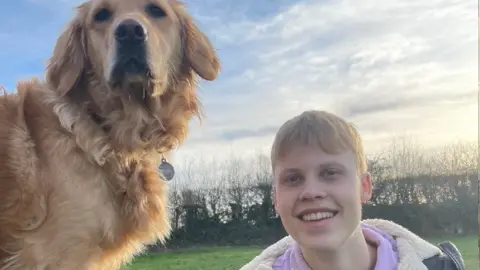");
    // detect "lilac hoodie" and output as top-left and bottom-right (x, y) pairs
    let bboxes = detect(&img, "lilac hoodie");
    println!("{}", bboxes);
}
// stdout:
(272, 223), (399, 270)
